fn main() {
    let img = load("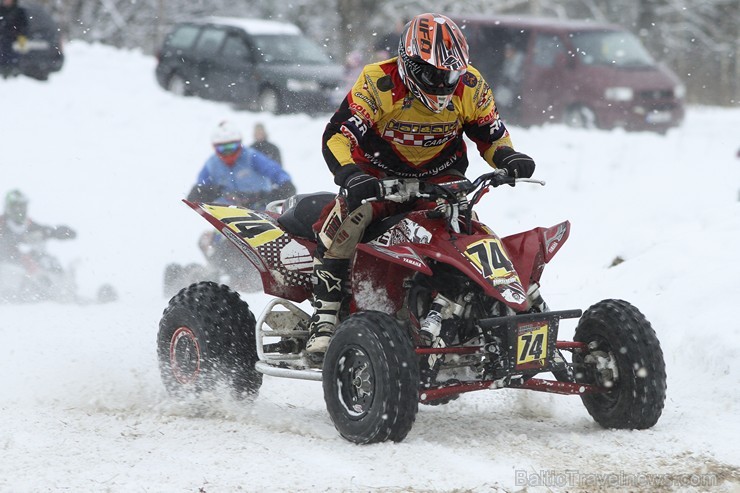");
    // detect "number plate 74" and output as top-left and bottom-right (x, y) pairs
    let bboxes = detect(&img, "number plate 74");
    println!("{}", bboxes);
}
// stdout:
(515, 322), (549, 368)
